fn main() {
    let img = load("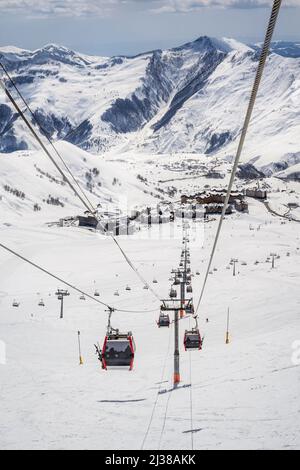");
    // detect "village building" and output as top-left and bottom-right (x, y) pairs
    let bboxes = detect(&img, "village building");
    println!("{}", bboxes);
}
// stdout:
(204, 203), (233, 216)
(234, 199), (249, 213)
(181, 190), (244, 206)
(245, 188), (268, 200)
(77, 215), (98, 229)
